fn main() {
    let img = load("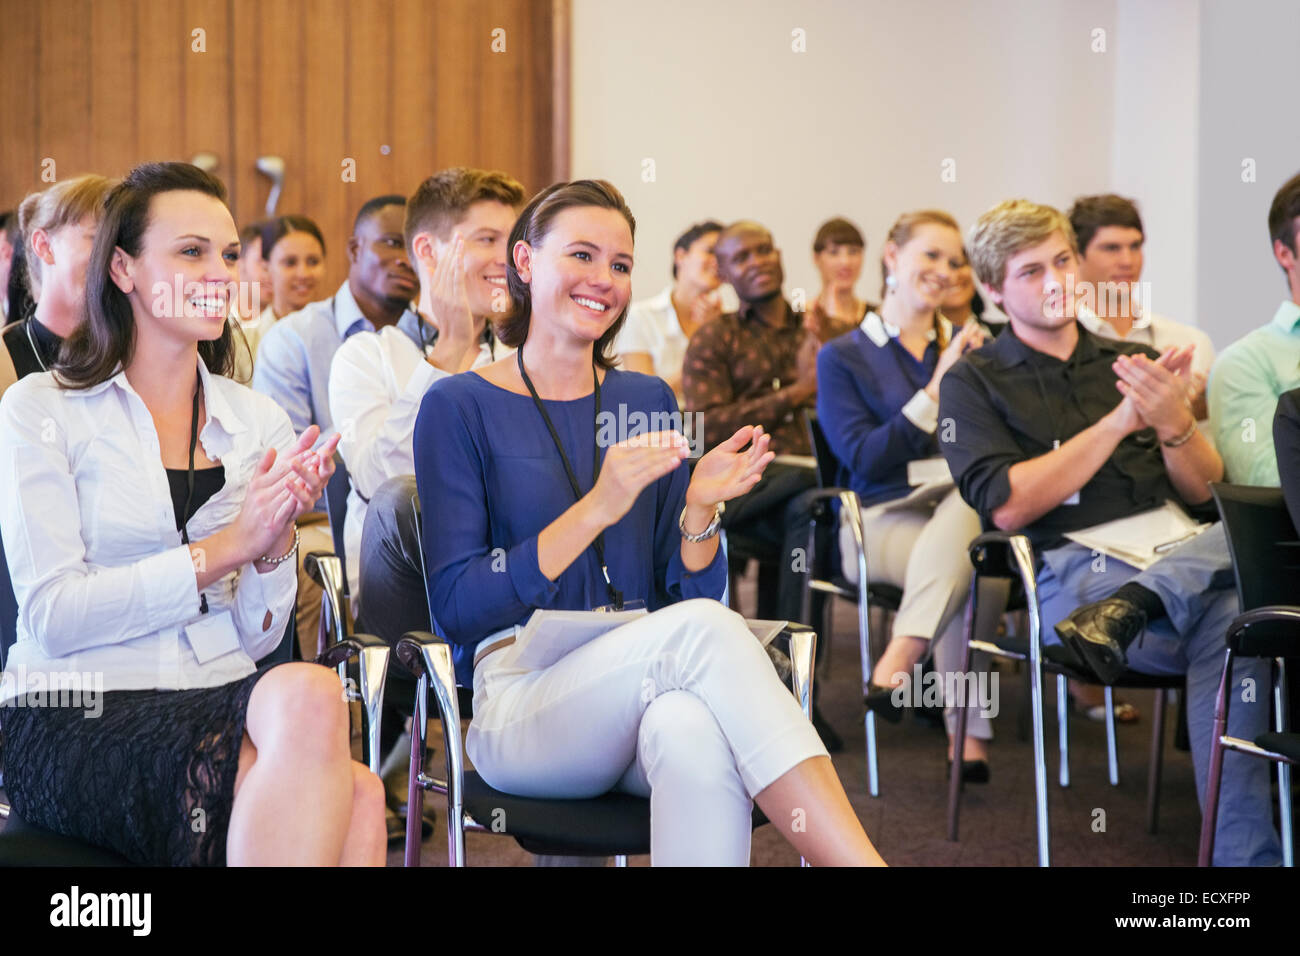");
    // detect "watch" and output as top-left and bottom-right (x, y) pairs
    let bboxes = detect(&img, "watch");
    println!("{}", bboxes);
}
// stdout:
(679, 504), (723, 543)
